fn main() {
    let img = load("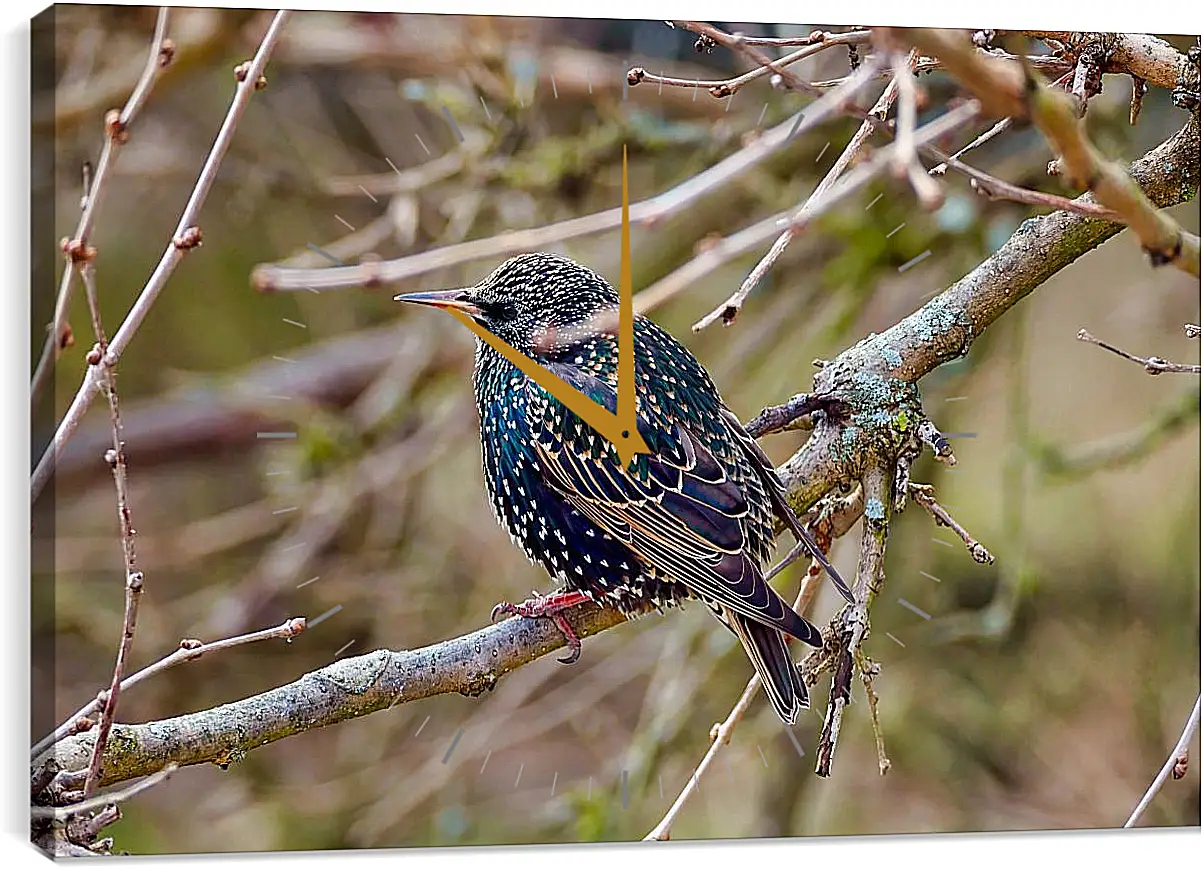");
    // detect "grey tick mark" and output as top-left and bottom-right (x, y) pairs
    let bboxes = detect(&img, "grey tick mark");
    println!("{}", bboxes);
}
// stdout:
(442, 728), (465, 763)
(898, 250), (933, 273)
(308, 604), (343, 629)
(306, 243), (344, 266)
(897, 598), (932, 620)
